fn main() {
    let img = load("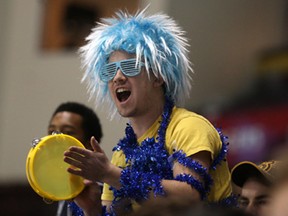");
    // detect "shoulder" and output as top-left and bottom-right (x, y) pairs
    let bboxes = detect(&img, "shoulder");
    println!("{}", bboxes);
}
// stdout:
(166, 107), (221, 156)
(169, 107), (217, 133)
